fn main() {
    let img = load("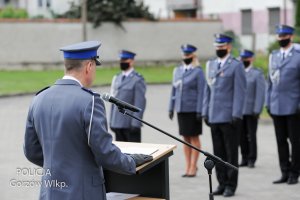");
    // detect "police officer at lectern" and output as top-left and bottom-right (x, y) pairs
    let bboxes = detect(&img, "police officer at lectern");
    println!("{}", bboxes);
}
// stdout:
(239, 49), (265, 168)
(266, 25), (300, 185)
(110, 50), (146, 142)
(24, 41), (152, 200)
(202, 34), (246, 197)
